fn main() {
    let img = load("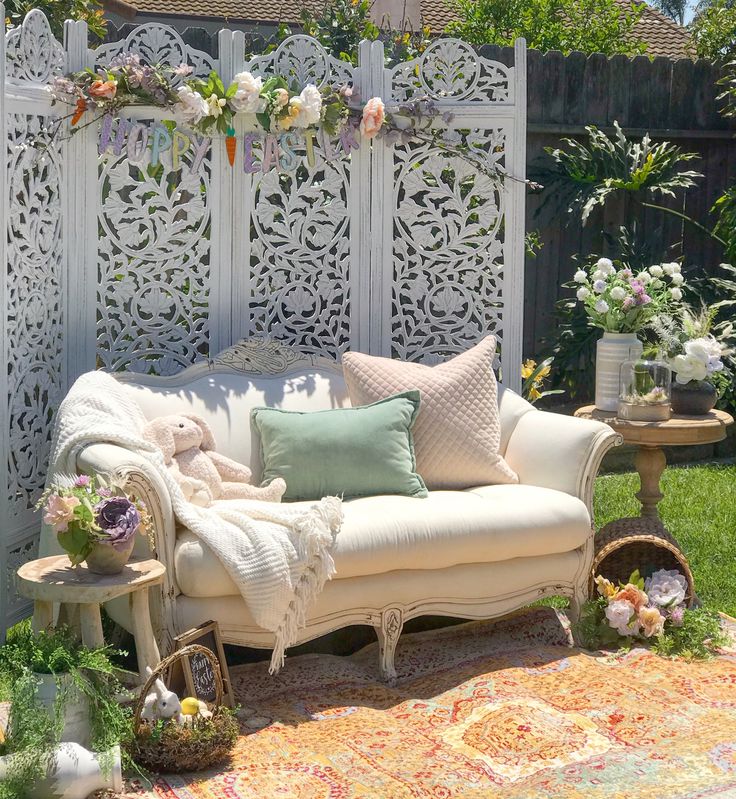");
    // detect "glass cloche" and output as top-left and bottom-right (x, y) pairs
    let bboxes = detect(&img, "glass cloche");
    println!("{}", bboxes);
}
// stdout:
(618, 358), (672, 422)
